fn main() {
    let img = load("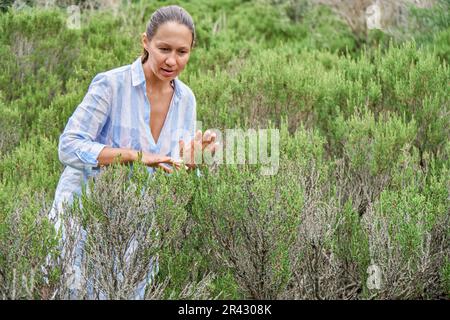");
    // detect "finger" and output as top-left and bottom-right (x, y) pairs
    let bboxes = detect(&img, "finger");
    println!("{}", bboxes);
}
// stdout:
(182, 139), (201, 165)
(202, 130), (211, 141)
(158, 163), (173, 174)
(210, 142), (219, 154)
(204, 141), (215, 152)
(205, 131), (216, 142)
(204, 142), (219, 158)
(203, 130), (211, 142)
(190, 139), (198, 159)
(186, 163), (196, 170)
(195, 130), (202, 143)
(172, 160), (182, 170)
(193, 140), (204, 163)
(159, 156), (176, 164)
(203, 132), (216, 150)
(182, 140), (194, 164)
(170, 159), (184, 170)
